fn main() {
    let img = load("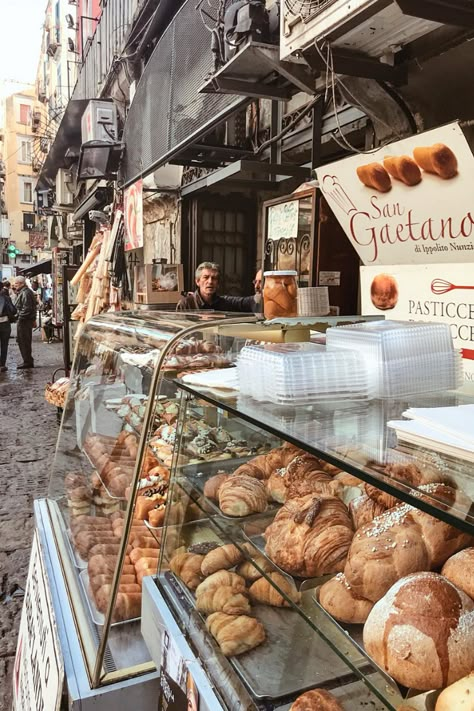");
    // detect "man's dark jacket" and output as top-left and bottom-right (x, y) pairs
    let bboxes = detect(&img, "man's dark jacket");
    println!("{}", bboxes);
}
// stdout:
(177, 289), (256, 312)
(15, 287), (37, 320)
